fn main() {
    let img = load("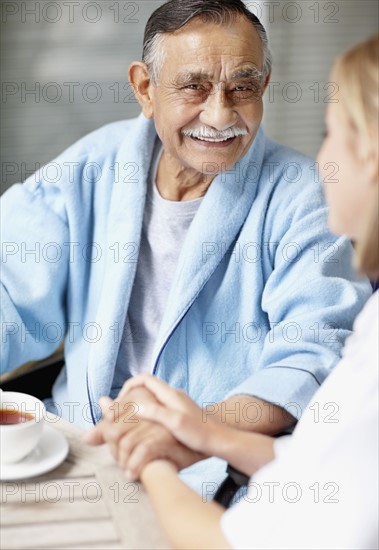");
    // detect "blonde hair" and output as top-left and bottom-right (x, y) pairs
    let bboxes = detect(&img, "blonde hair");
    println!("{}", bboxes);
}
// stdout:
(333, 35), (379, 280)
